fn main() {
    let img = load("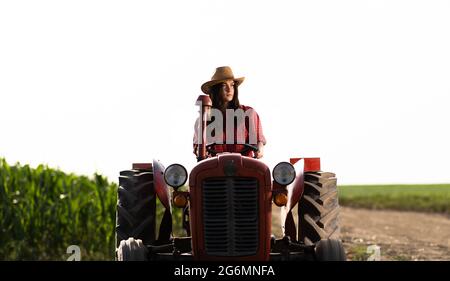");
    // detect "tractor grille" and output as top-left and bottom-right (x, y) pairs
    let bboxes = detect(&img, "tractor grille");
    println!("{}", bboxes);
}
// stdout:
(202, 177), (259, 256)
